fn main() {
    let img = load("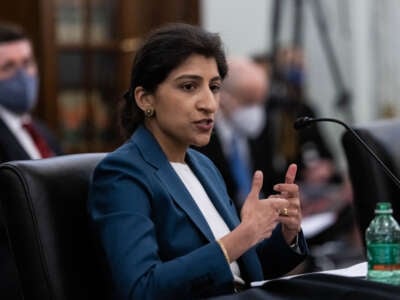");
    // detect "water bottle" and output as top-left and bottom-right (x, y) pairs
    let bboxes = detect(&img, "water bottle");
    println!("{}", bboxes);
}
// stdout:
(366, 202), (400, 285)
